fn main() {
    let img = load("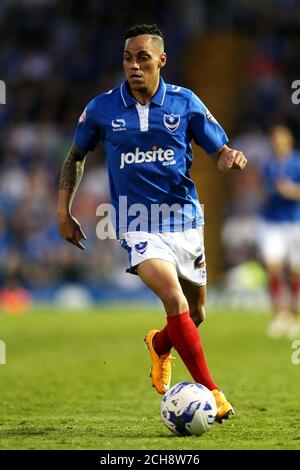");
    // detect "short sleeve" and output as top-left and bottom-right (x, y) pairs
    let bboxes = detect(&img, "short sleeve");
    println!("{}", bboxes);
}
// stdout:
(188, 92), (228, 154)
(73, 98), (102, 151)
